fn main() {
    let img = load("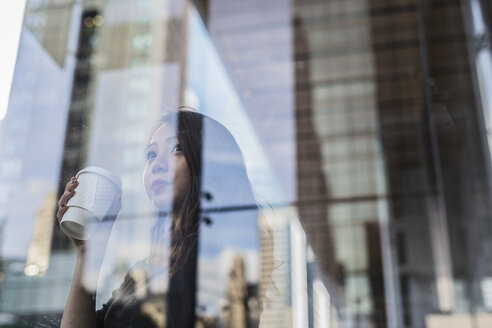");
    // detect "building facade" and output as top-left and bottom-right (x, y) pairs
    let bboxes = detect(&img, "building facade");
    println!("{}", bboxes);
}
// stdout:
(1, 0), (492, 327)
